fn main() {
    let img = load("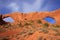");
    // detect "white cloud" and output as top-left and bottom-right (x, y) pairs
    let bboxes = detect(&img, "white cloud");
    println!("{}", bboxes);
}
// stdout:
(8, 2), (19, 12)
(23, 0), (44, 13)
(33, 0), (44, 11)
(23, 3), (33, 13)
